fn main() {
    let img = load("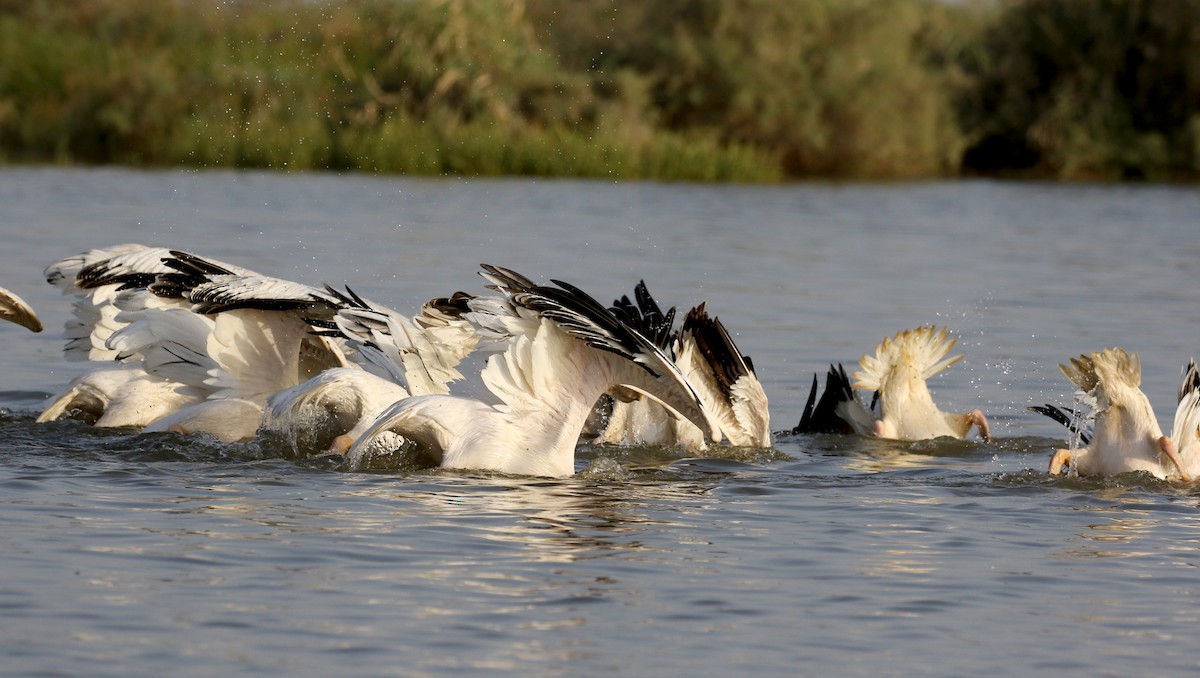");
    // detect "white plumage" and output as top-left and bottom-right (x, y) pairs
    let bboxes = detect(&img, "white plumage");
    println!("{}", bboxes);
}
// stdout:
(850, 326), (990, 441)
(111, 257), (353, 442)
(1044, 349), (1200, 480)
(672, 304), (771, 447)
(36, 245), (346, 439)
(347, 265), (718, 478)
(243, 288), (477, 456)
(44, 244), (251, 362)
(36, 362), (205, 428)
(261, 368), (411, 455)
(37, 245), (213, 426)
(597, 283), (771, 451)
